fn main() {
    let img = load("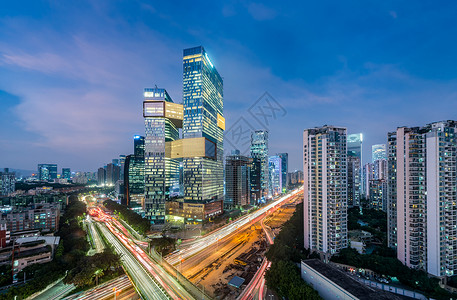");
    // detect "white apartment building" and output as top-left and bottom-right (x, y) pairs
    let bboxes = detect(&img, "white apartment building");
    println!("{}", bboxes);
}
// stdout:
(303, 126), (348, 256)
